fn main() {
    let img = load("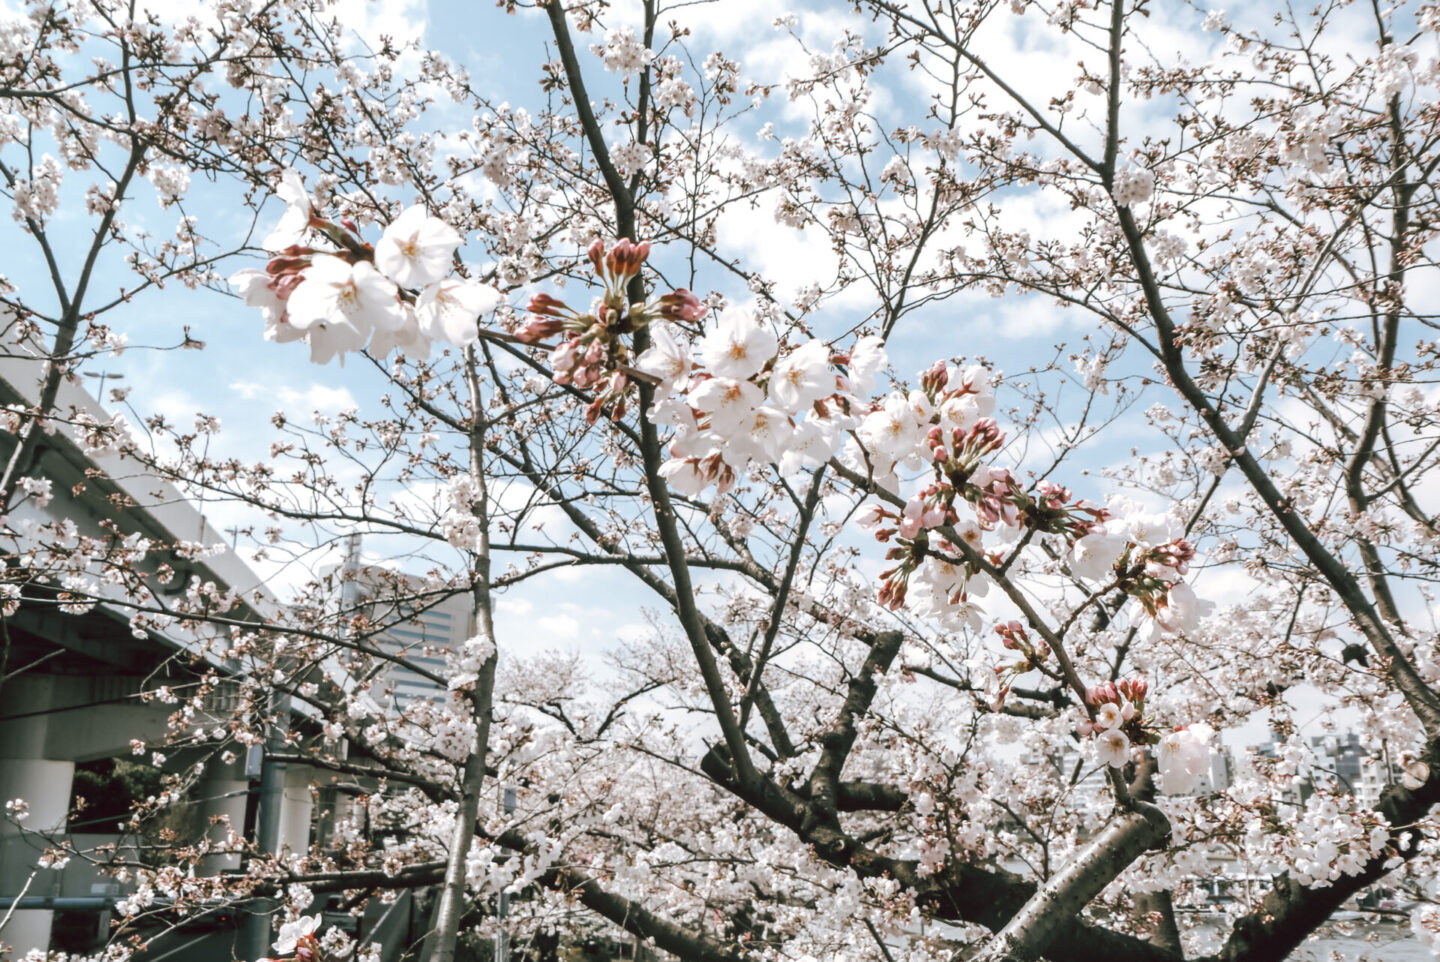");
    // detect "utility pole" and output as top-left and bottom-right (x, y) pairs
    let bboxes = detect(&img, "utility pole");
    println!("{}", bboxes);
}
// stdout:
(239, 693), (291, 961)
(494, 786), (516, 962)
